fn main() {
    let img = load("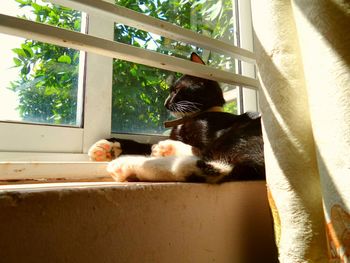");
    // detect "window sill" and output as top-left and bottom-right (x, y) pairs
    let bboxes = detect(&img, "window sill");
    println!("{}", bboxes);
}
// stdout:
(0, 181), (184, 191)
(0, 161), (110, 183)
